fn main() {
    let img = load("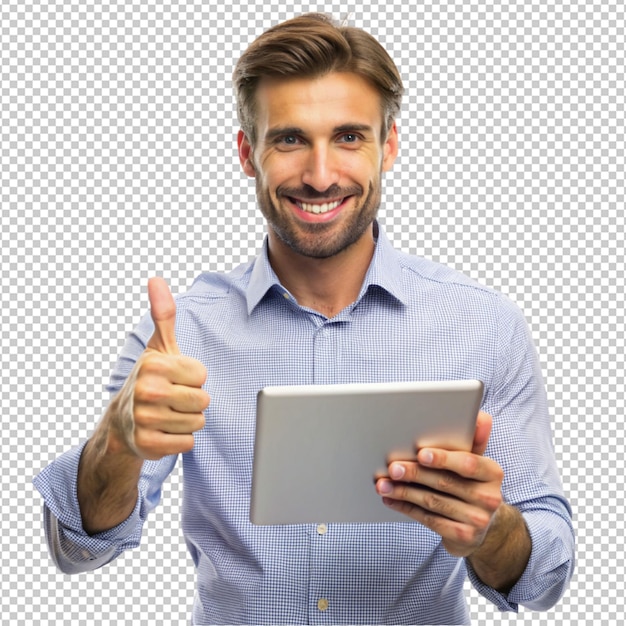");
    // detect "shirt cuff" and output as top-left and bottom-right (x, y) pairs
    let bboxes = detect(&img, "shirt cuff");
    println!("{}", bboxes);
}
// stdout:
(466, 504), (575, 612)
(33, 441), (142, 573)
